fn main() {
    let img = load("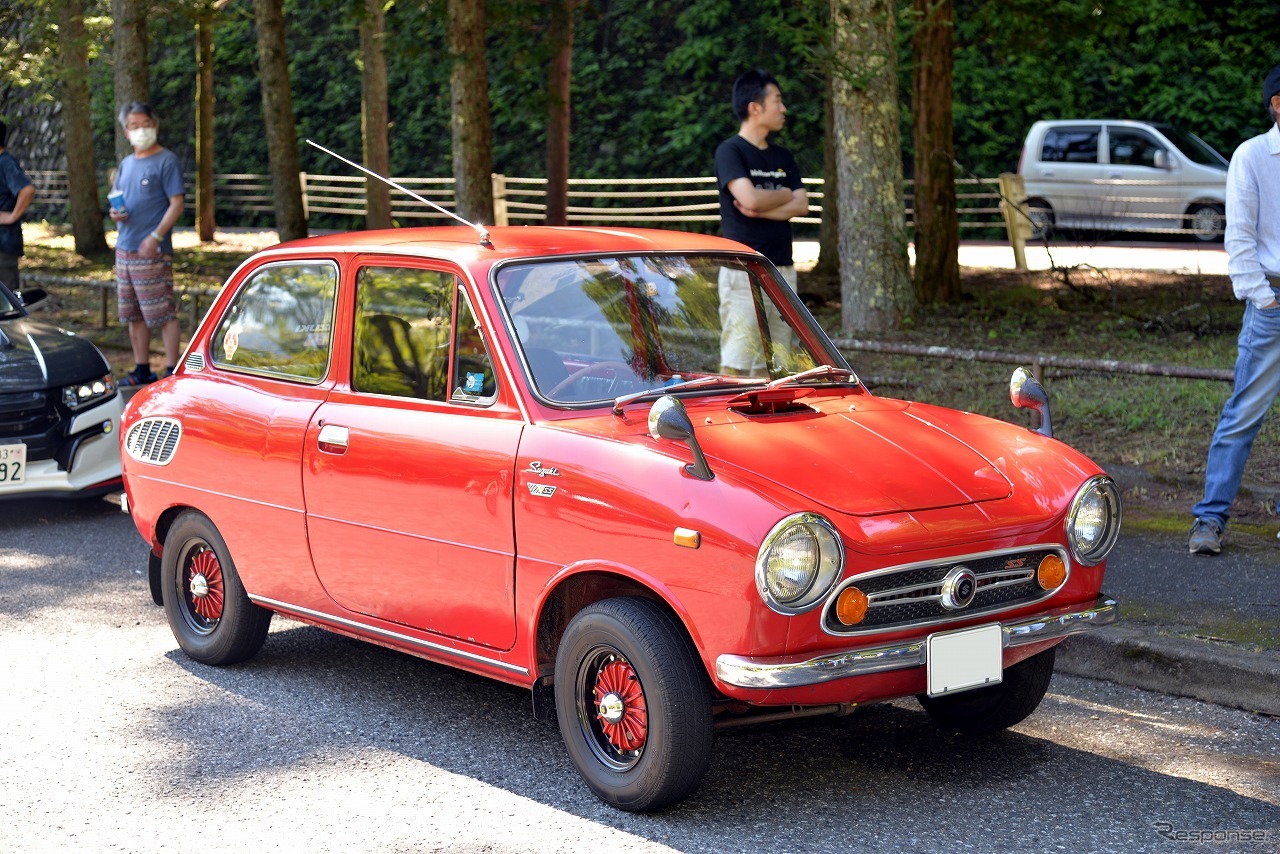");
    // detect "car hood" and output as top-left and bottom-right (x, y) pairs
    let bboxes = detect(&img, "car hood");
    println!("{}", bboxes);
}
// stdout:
(0, 317), (110, 392)
(694, 401), (1013, 516)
